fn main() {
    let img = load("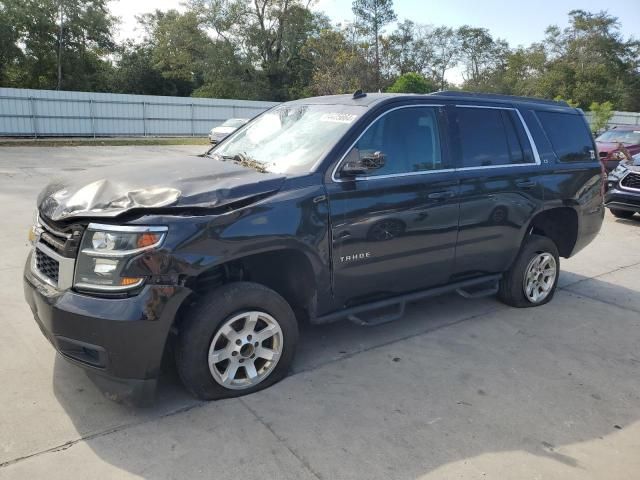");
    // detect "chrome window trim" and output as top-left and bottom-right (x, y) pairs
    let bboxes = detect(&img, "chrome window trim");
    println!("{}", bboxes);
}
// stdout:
(331, 103), (543, 182)
(619, 170), (640, 193)
(331, 104), (445, 183)
(87, 223), (168, 233)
